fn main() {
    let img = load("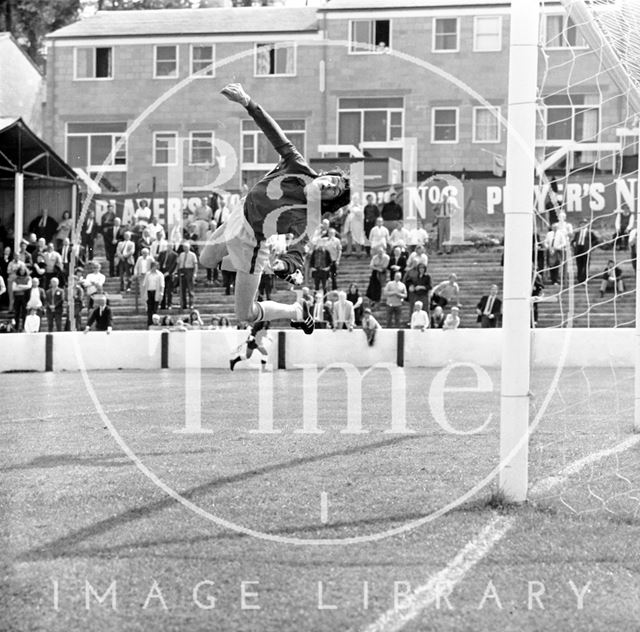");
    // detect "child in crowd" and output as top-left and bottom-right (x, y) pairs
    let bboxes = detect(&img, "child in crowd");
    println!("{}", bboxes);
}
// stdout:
(361, 307), (381, 346)
(410, 300), (430, 331)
